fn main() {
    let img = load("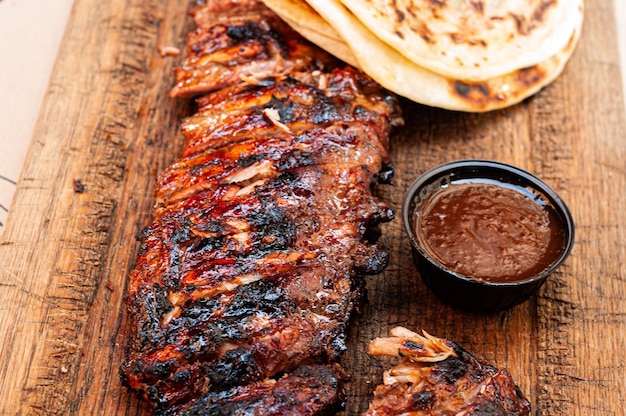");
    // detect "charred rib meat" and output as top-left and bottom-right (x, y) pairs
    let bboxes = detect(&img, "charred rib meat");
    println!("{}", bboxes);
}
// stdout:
(177, 364), (345, 415)
(364, 327), (531, 416)
(120, 0), (401, 414)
